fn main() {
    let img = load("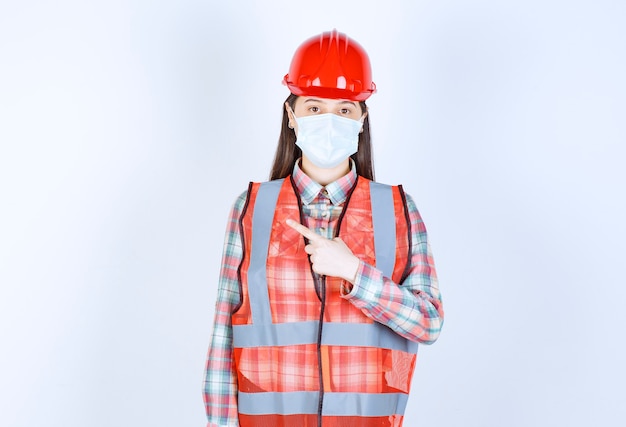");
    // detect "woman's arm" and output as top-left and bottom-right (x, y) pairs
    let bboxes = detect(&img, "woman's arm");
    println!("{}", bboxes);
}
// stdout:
(202, 191), (247, 427)
(341, 192), (444, 344)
